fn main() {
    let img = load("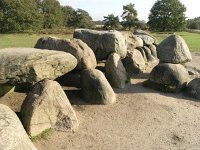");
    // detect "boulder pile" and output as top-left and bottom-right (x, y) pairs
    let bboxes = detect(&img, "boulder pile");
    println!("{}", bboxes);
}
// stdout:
(145, 34), (191, 92)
